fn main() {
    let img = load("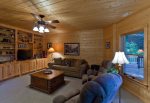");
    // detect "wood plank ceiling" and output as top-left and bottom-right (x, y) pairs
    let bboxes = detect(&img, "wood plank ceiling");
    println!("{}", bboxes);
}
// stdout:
(0, 0), (149, 33)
